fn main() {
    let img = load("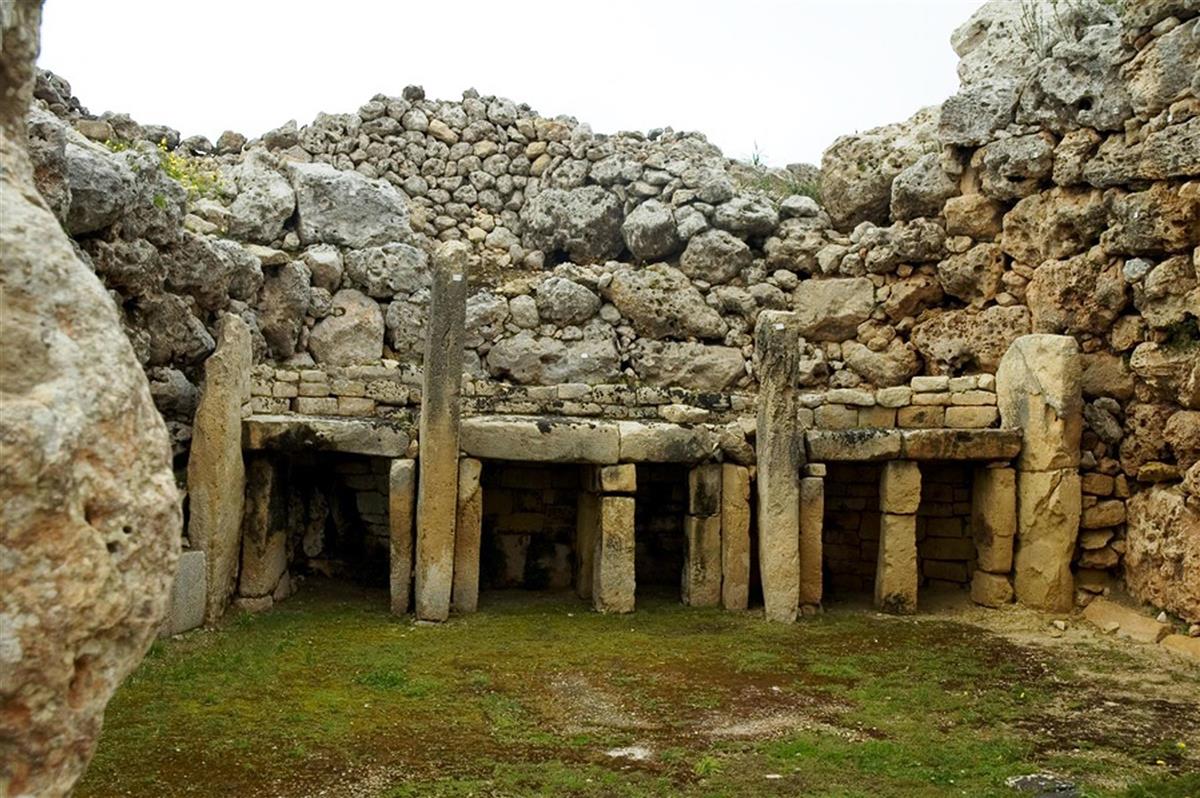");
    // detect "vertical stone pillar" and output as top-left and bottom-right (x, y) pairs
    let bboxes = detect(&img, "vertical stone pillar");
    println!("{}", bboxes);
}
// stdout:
(578, 465), (635, 600)
(969, 465), (1016, 607)
(188, 314), (252, 625)
(683, 463), (722, 607)
(593, 495), (636, 614)
(875, 460), (921, 614)
(452, 457), (483, 613)
(720, 464), (751, 611)
(238, 454), (287, 605)
(799, 465), (825, 610)
(389, 459), (417, 615)
(997, 334), (1082, 612)
(415, 241), (470, 622)
(754, 310), (803, 622)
